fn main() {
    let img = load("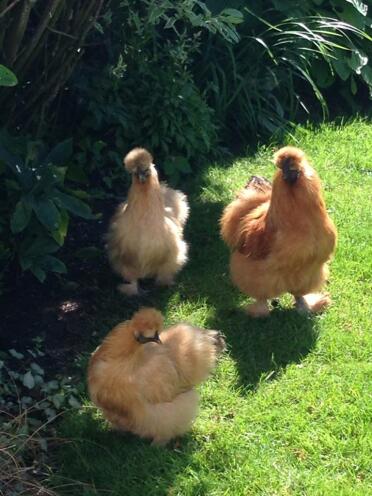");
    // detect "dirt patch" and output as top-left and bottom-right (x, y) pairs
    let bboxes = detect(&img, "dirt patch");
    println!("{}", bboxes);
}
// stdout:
(0, 199), (118, 374)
